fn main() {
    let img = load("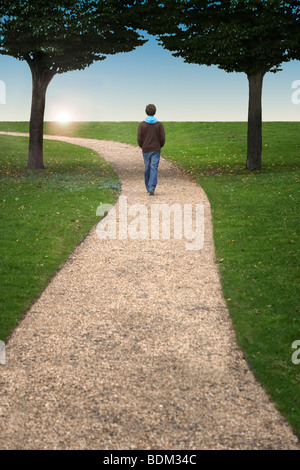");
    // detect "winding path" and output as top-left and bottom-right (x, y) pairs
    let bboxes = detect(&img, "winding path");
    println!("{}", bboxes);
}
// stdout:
(0, 132), (299, 450)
